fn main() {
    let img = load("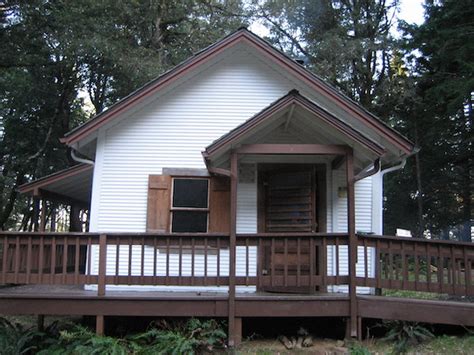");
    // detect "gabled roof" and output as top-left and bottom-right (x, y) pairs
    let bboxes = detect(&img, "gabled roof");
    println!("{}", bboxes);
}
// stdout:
(204, 90), (386, 160)
(61, 28), (415, 155)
